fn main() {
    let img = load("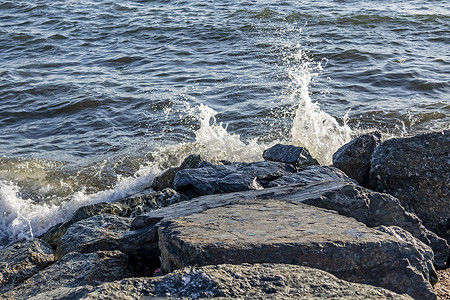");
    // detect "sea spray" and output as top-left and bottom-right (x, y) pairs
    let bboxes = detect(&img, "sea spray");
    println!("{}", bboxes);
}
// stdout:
(0, 163), (160, 248)
(285, 49), (352, 164)
(152, 104), (268, 167)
